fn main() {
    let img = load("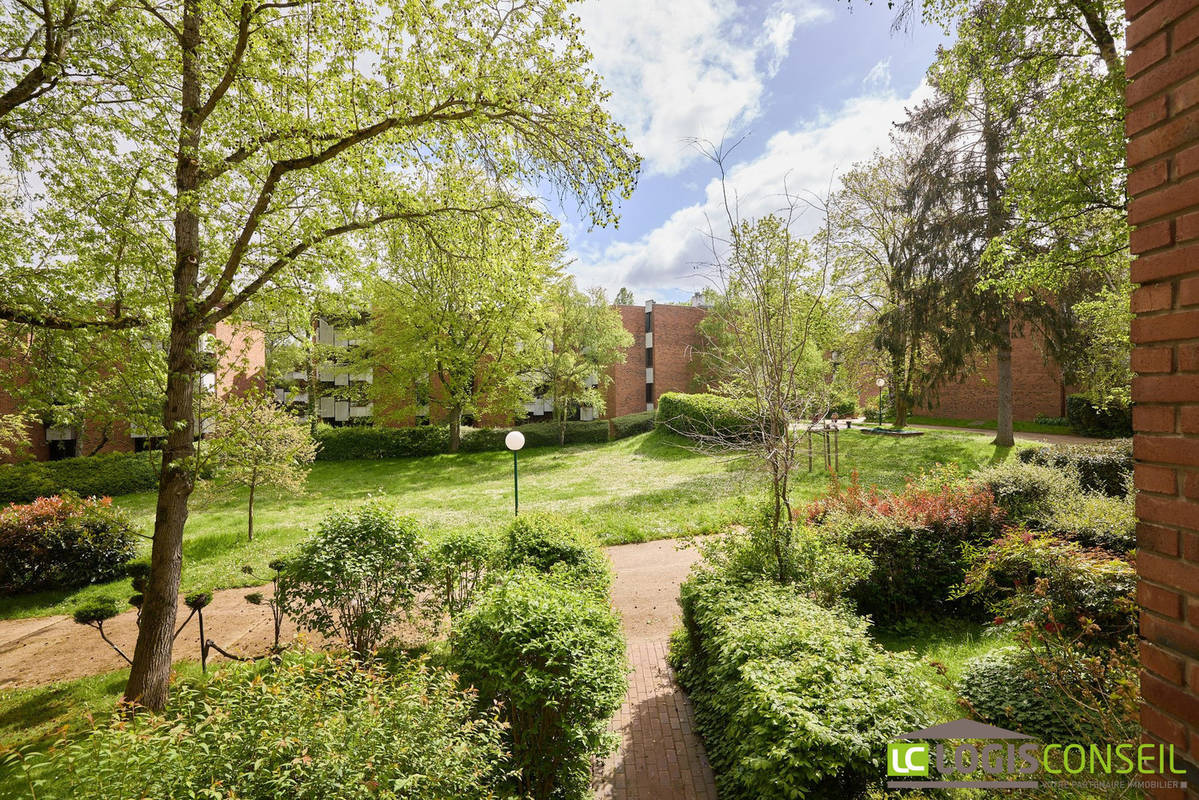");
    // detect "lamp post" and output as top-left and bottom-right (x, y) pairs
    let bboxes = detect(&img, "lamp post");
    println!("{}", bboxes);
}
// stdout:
(505, 430), (525, 516)
(876, 377), (886, 428)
